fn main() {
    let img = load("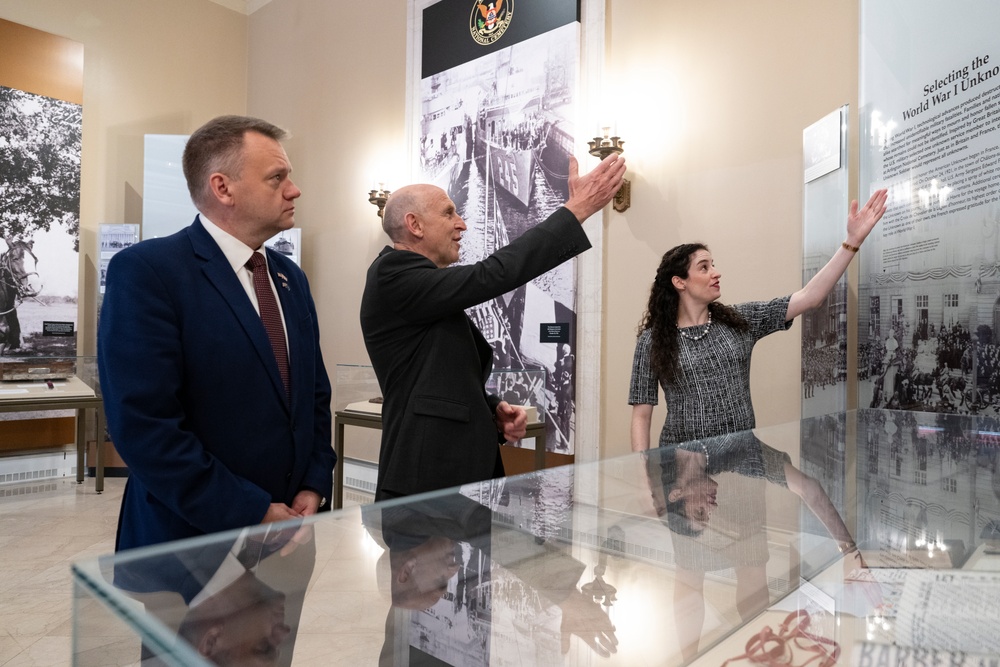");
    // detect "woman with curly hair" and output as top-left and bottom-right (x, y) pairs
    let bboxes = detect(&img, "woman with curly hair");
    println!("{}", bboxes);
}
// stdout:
(629, 188), (888, 452)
